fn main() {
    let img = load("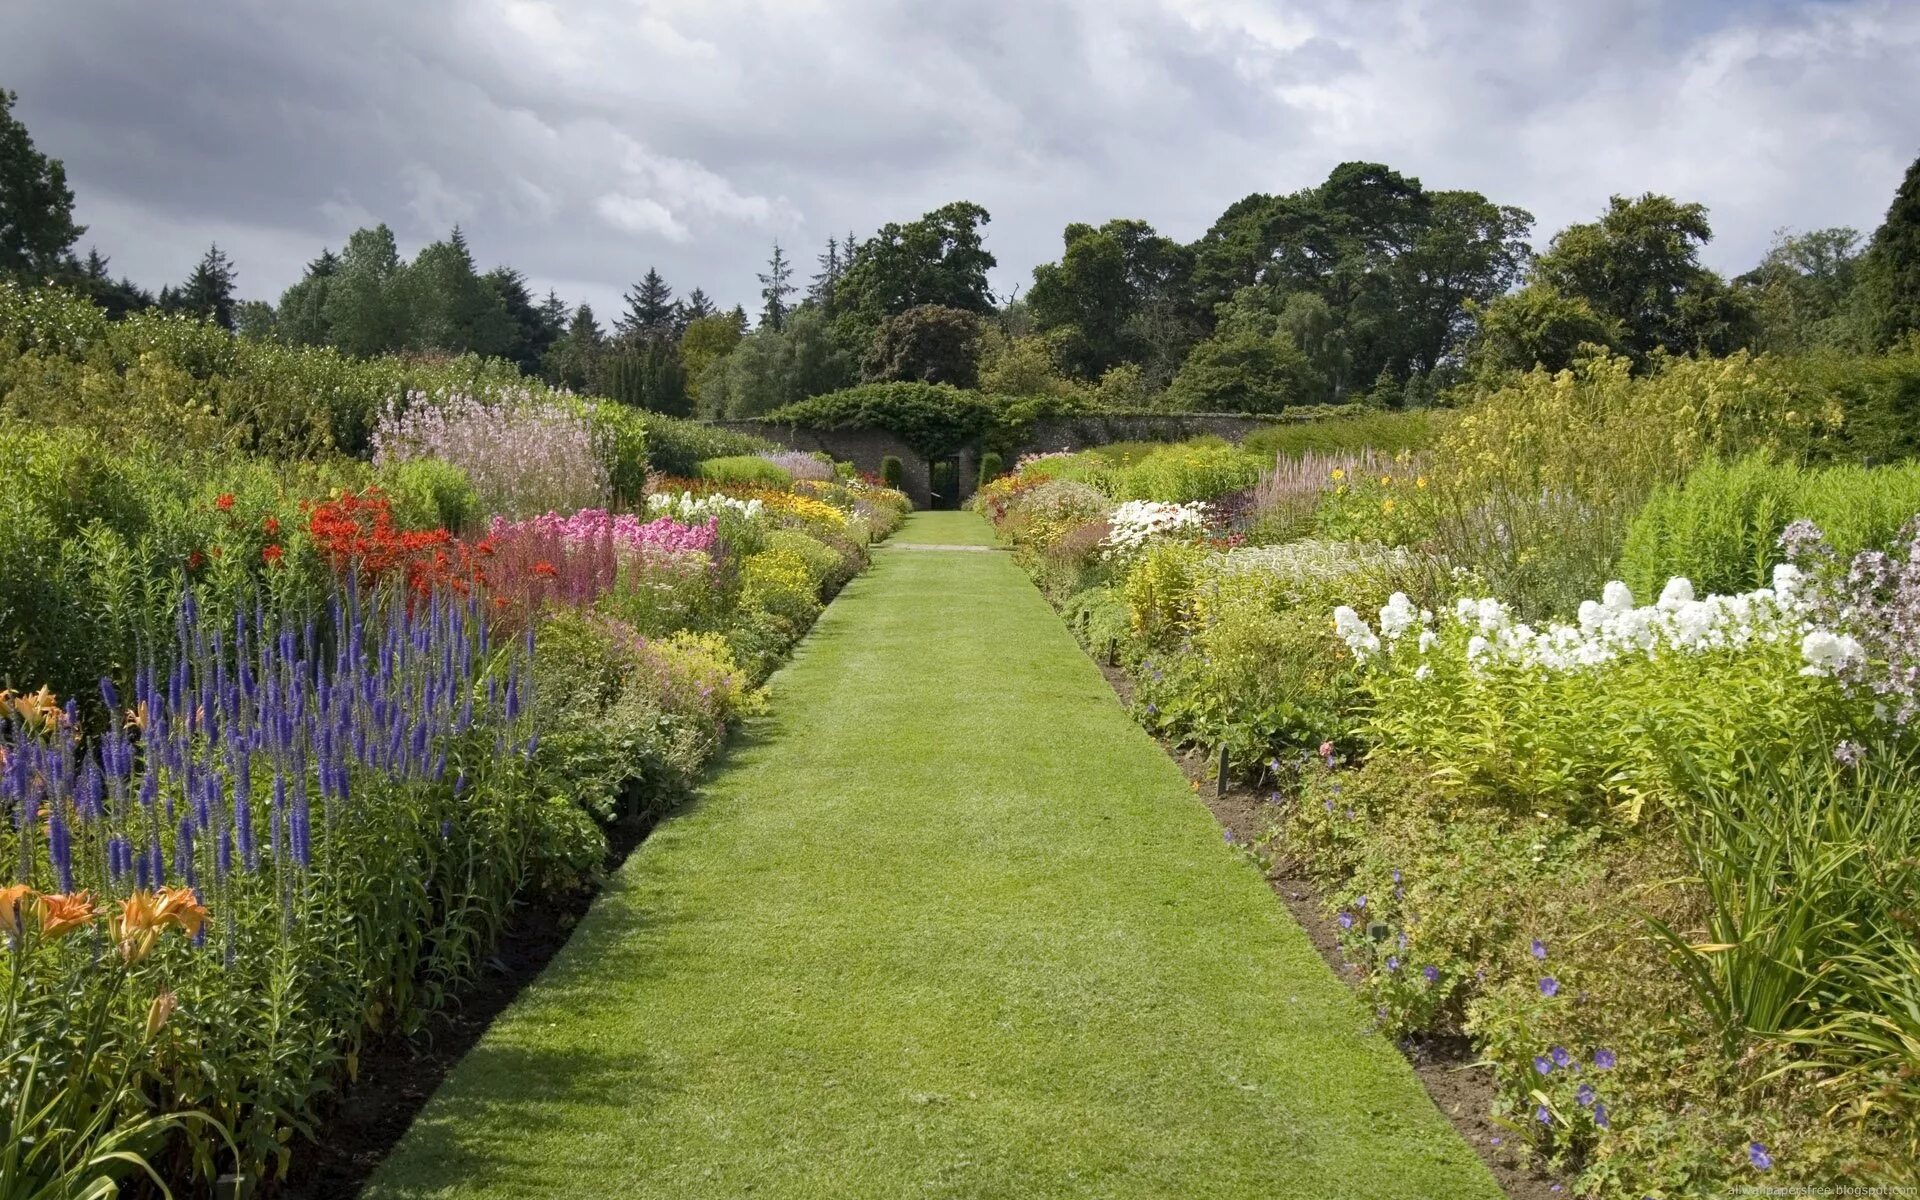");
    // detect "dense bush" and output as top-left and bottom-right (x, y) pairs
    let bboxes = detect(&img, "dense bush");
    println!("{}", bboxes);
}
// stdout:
(633, 410), (773, 476)
(976, 451), (1003, 485)
(880, 455), (904, 490)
